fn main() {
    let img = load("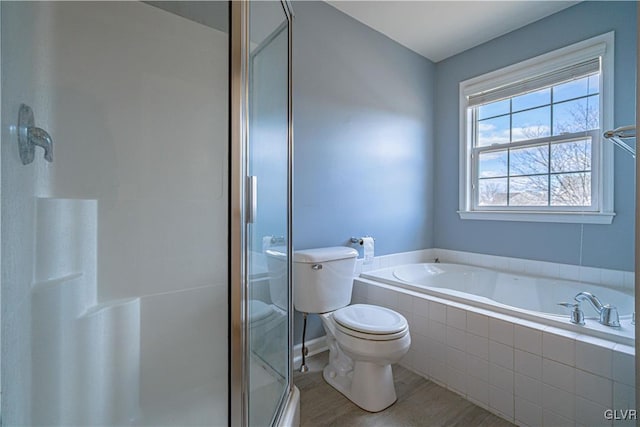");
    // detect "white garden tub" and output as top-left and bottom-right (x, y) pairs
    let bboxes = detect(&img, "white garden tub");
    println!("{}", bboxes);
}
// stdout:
(359, 262), (634, 343)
